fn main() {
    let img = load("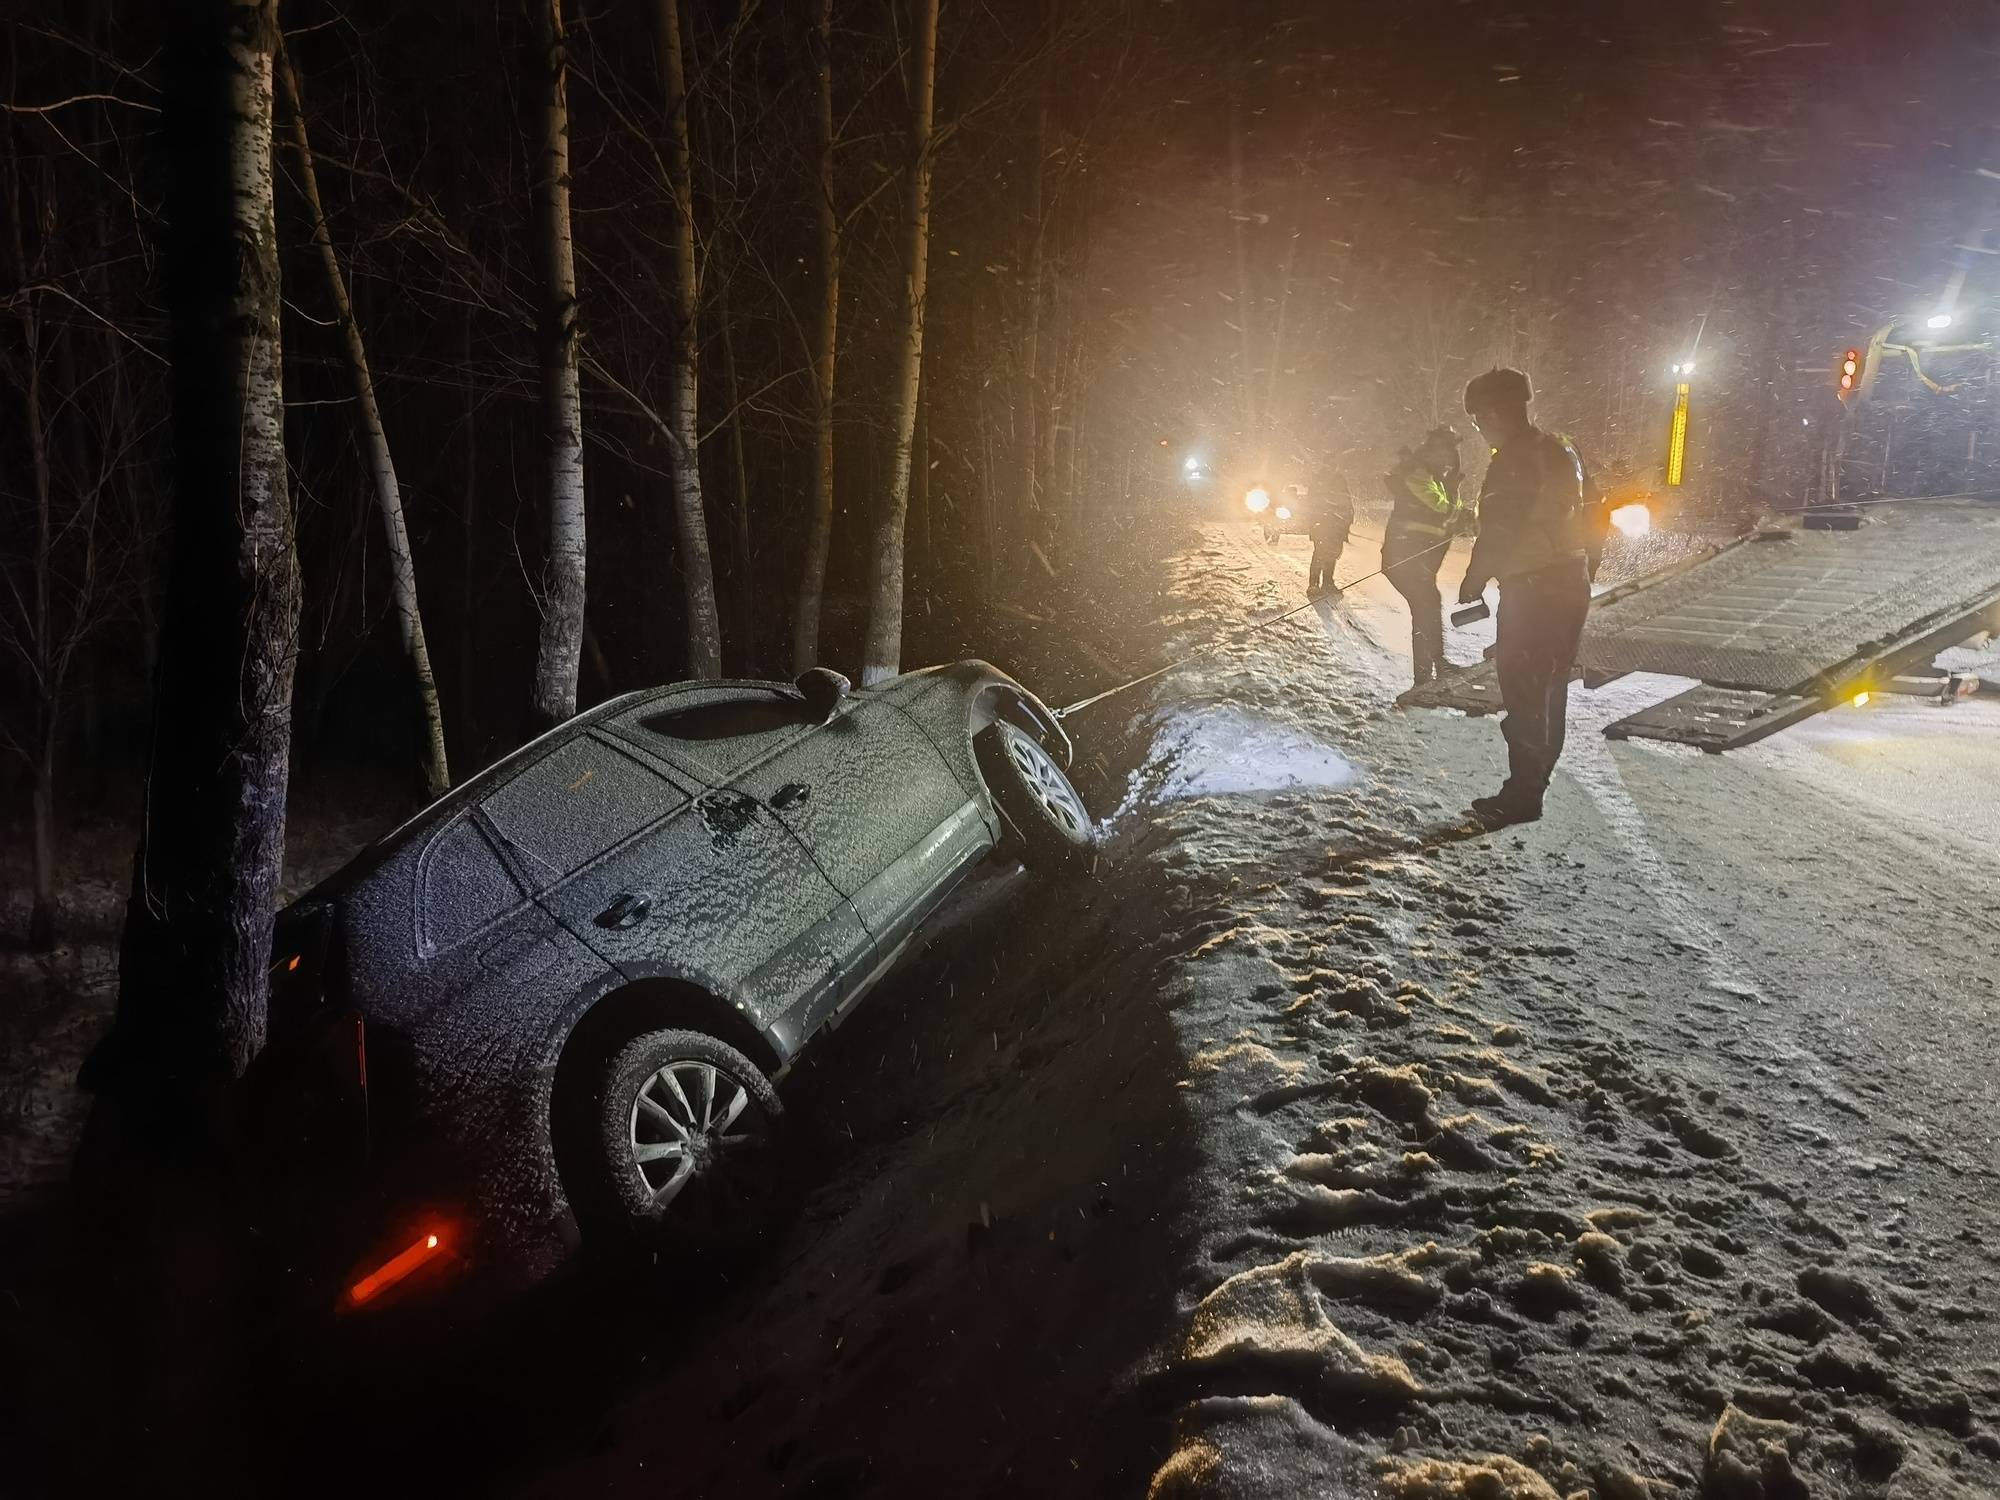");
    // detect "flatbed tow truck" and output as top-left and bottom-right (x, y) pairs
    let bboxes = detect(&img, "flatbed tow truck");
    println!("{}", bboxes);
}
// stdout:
(1400, 494), (2000, 752)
